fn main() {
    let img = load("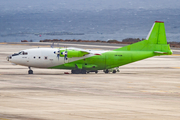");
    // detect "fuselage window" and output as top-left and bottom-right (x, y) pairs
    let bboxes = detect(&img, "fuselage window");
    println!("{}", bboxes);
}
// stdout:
(45, 56), (48, 60)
